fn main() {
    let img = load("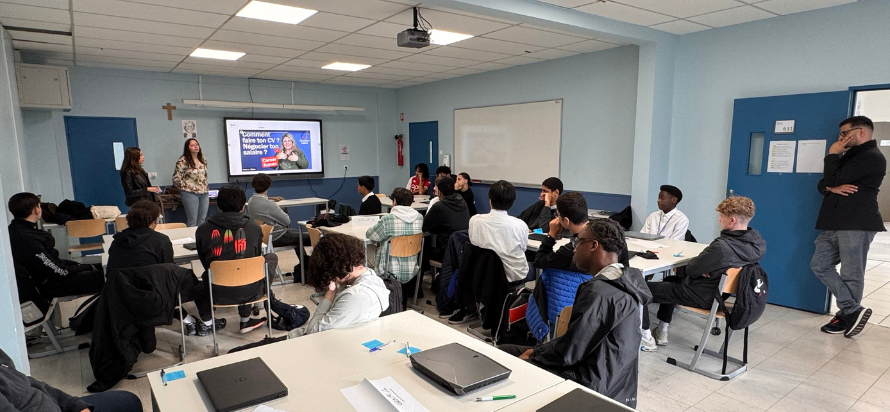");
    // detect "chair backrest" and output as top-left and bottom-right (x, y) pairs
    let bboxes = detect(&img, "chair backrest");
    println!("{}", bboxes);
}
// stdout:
(307, 226), (321, 246)
(65, 218), (107, 238)
(114, 215), (128, 232)
(209, 256), (266, 287)
(155, 223), (186, 230)
(555, 305), (572, 338)
(254, 219), (265, 226)
(259, 224), (273, 246)
(723, 267), (743, 294)
(389, 233), (423, 257)
(376, 194), (386, 198)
